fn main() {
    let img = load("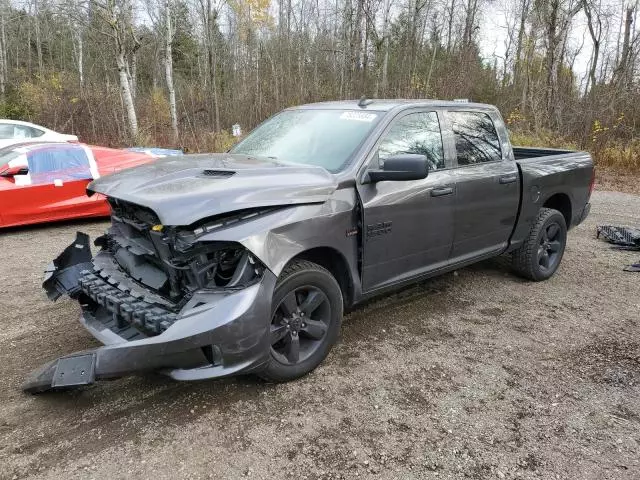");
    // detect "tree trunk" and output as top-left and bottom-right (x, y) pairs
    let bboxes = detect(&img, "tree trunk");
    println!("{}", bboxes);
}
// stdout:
(379, 0), (391, 95)
(34, 0), (44, 76)
(0, 6), (6, 96)
(514, 0), (530, 83)
(165, 0), (179, 144)
(72, 28), (84, 89)
(446, 0), (456, 52)
(582, 0), (601, 94)
(128, 54), (137, 100)
(544, 0), (560, 126)
(116, 49), (138, 141)
(204, 0), (220, 132)
(612, 6), (634, 89)
(463, 0), (478, 48)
